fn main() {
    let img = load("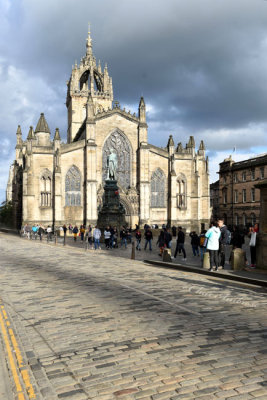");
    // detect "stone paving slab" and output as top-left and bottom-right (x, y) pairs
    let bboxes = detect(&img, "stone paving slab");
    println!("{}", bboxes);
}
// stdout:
(0, 232), (266, 399)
